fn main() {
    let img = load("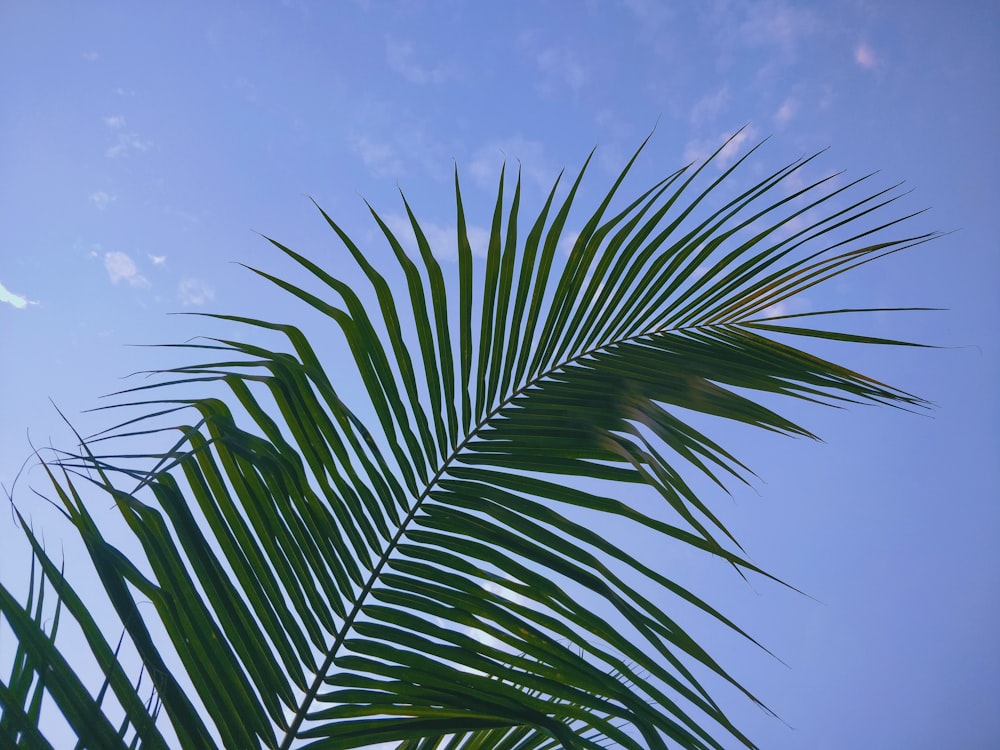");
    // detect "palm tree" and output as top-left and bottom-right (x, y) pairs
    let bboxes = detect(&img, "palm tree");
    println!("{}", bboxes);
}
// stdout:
(0, 132), (934, 749)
